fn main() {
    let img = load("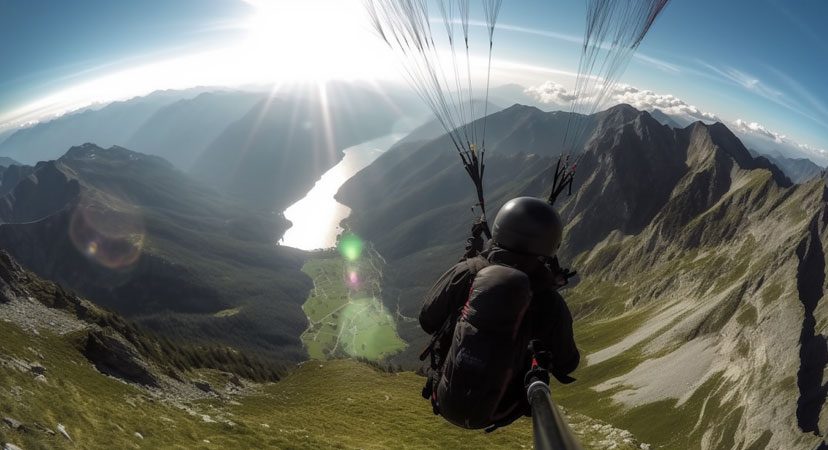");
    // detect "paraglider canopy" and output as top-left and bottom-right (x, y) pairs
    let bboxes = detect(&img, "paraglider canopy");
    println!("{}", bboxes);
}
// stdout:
(550, 0), (672, 204)
(364, 0), (504, 236)
(364, 0), (672, 214)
